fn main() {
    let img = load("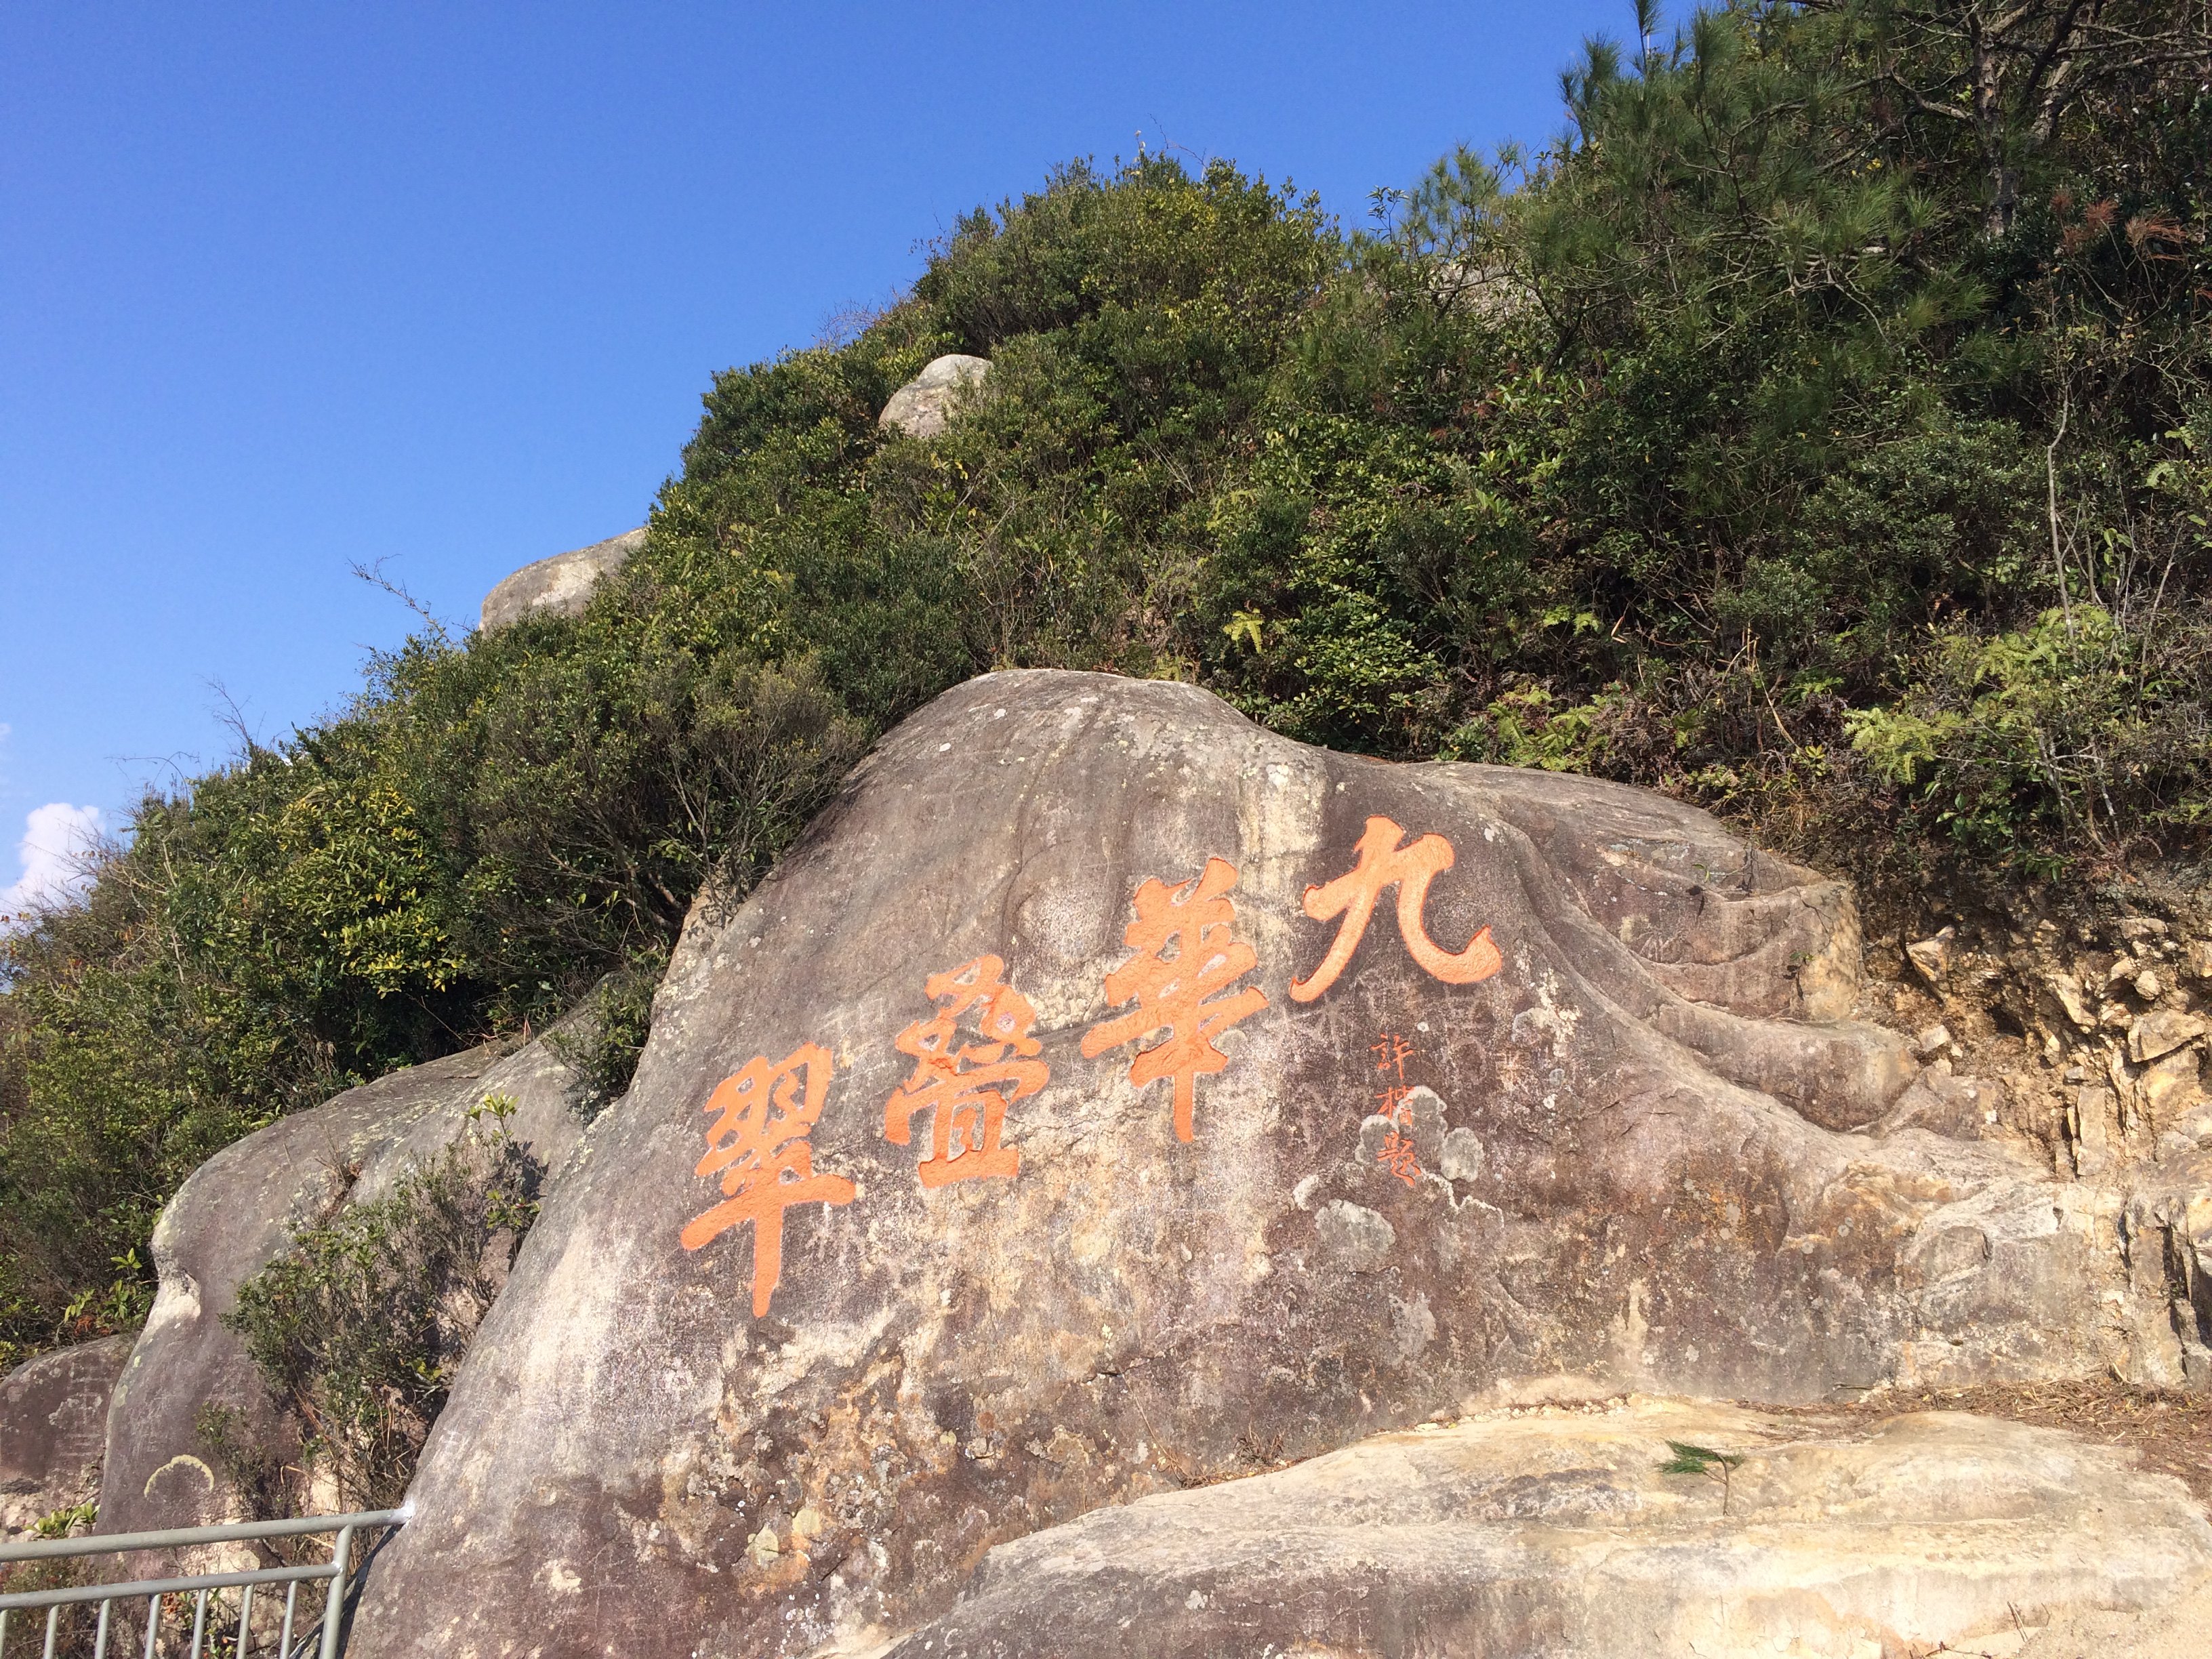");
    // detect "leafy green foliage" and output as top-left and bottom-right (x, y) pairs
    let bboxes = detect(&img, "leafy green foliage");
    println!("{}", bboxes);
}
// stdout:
(32, 1500), (96, 1539)
(1659, 1438), (1746, 1512)
(548, 950), (667, 1119)
(221, 1099), (541, 1509)
(3, 1), (2208, 1366)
